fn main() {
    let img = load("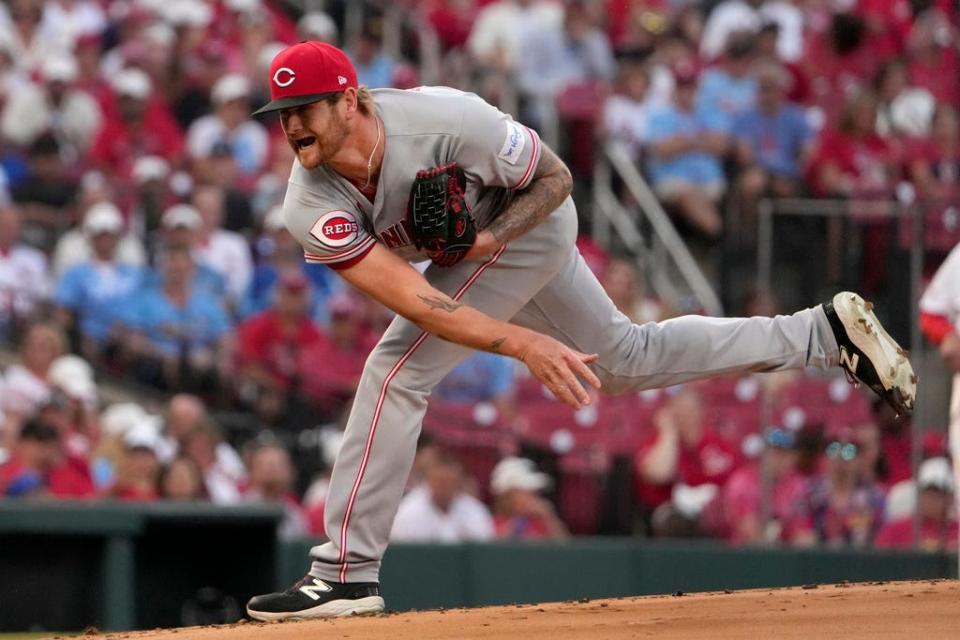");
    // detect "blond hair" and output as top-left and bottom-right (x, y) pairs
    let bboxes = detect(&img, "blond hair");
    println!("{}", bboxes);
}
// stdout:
(321, 86), (375, 115)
